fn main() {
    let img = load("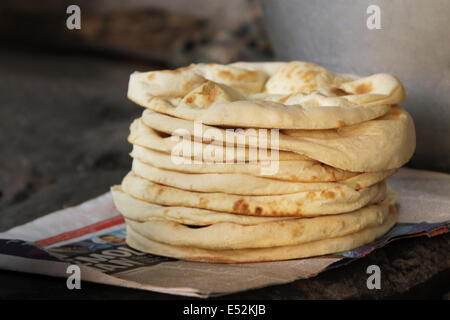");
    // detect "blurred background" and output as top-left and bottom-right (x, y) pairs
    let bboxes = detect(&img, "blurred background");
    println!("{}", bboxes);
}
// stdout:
(0, 0), (273, 66)
(0, 0), (274, 221)
(0, 0), (448, 225)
